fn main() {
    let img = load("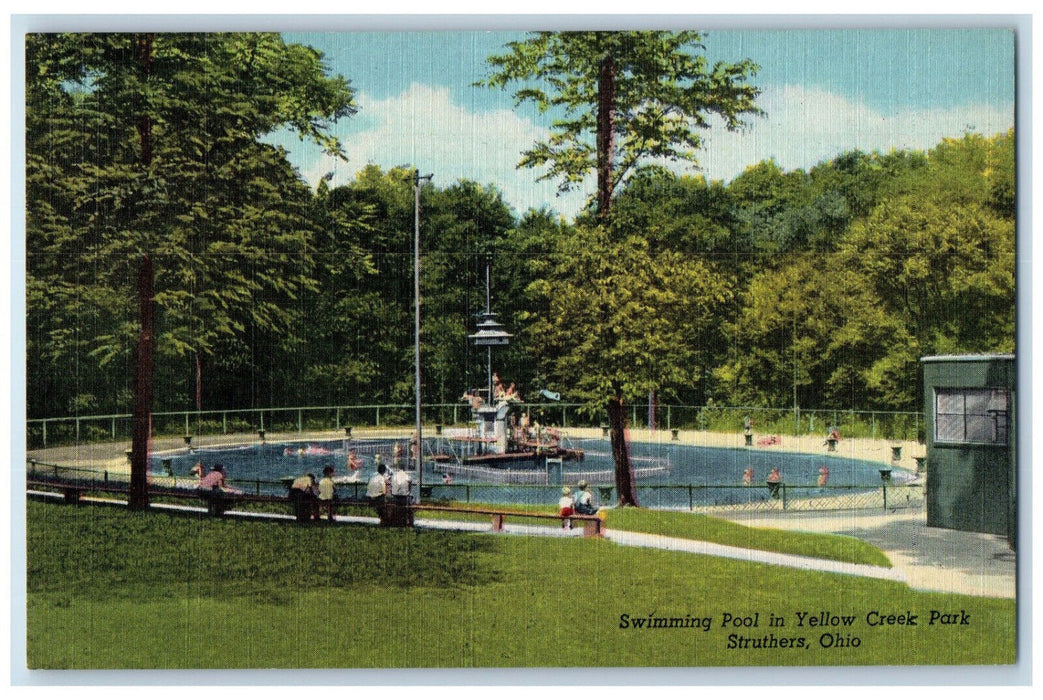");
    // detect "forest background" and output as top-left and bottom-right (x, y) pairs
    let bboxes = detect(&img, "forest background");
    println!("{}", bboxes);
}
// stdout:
(24, 32), (1016, 431)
